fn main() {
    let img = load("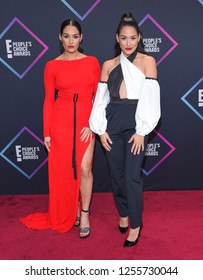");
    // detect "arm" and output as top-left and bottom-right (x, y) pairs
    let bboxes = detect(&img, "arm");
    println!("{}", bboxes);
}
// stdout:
(99, 61), (113, 151)
(80, 58), (101, 142)
(129, 56), (160, 155)
(93, 57), (101, 96)
(43, 61), (56, 151)
(89, 61), (112, 151)
(135, 56), (161, 137)
(89, 60), (110, 135)
(144, 55), (158, 79)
